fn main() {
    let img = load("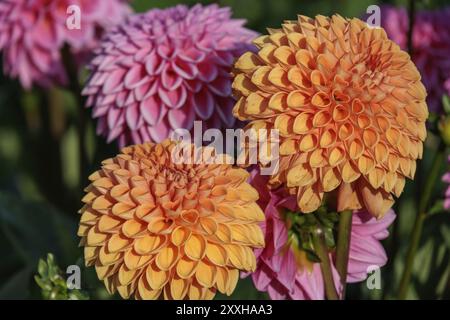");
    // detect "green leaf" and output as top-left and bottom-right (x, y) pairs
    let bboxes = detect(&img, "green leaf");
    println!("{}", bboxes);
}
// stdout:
(0, 193), (78, 298)
(37, 259), (47, 277)
(443, 95), (450, 114)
